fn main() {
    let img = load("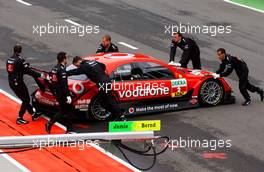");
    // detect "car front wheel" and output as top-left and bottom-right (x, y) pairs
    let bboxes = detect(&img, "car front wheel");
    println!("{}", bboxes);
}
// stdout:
(199, 79), (224, 106)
